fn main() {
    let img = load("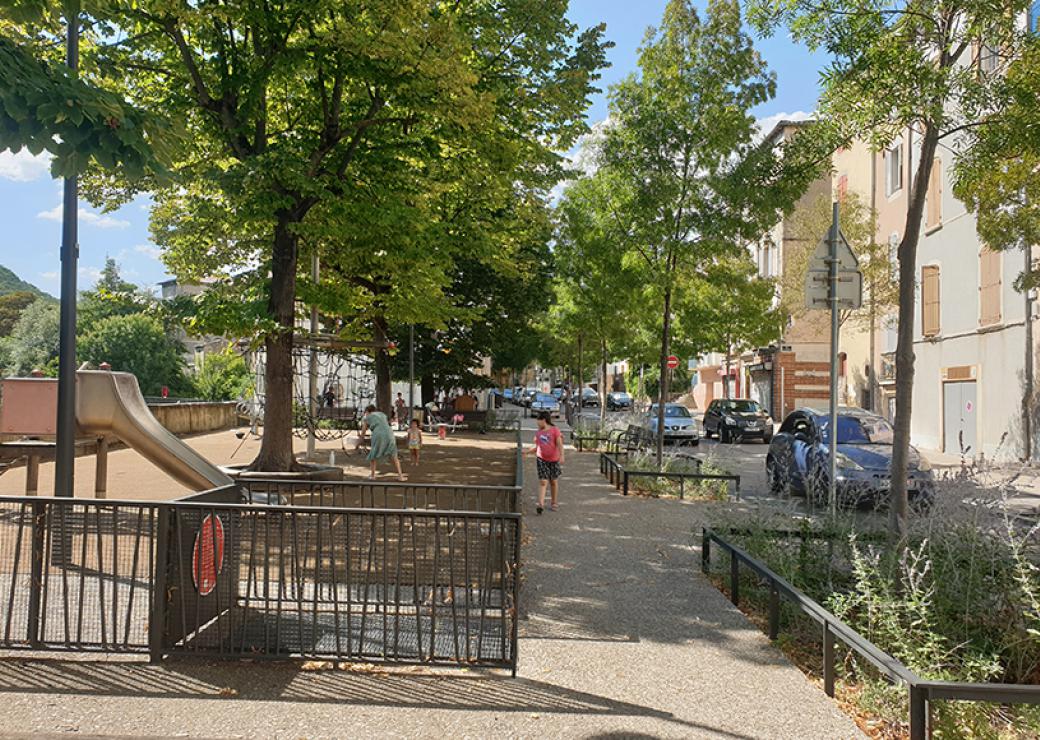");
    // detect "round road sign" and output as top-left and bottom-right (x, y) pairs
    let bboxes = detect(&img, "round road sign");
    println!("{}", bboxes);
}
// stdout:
(192, 514), (225, 597)
(667, 355), (680, 370)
